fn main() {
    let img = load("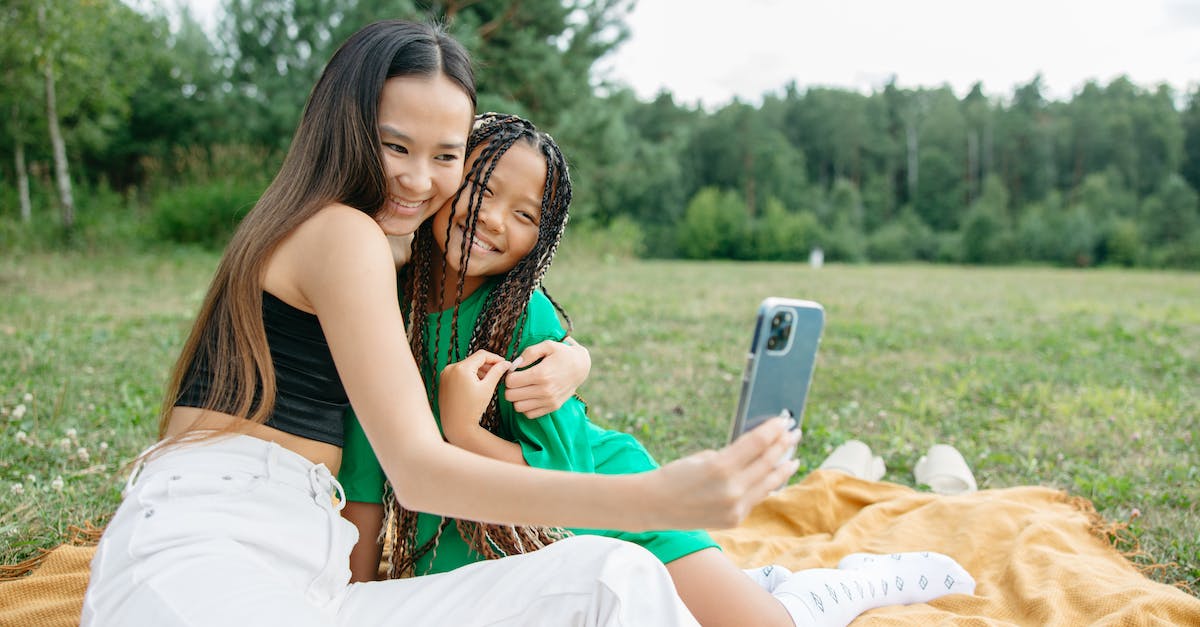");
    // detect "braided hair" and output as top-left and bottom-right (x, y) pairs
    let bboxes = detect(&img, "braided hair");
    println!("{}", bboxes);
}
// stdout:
(387, 113), (575, 578)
